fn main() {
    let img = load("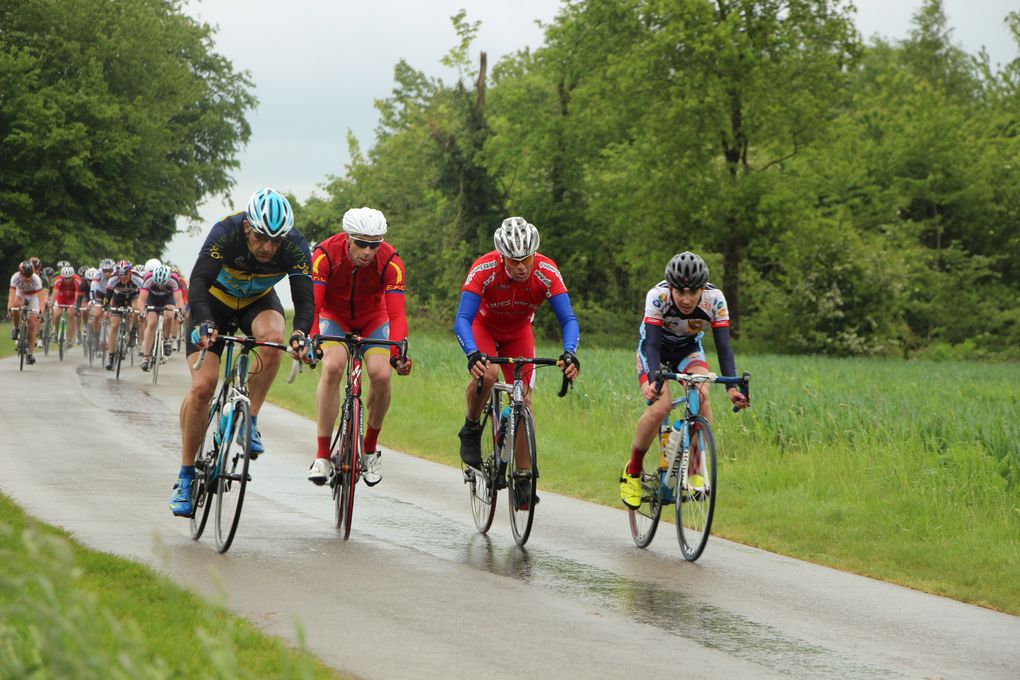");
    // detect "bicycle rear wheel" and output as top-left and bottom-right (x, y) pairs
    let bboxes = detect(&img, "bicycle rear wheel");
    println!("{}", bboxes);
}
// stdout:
(190, 401), (219, 540)
(507, 407), (538, 546)
(675, 416), (717, 561)
(469, 401), (499, 533)
(214, 400), (252, 553)
(629, 439), (665, 549)
(335, 398), (362, 540)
